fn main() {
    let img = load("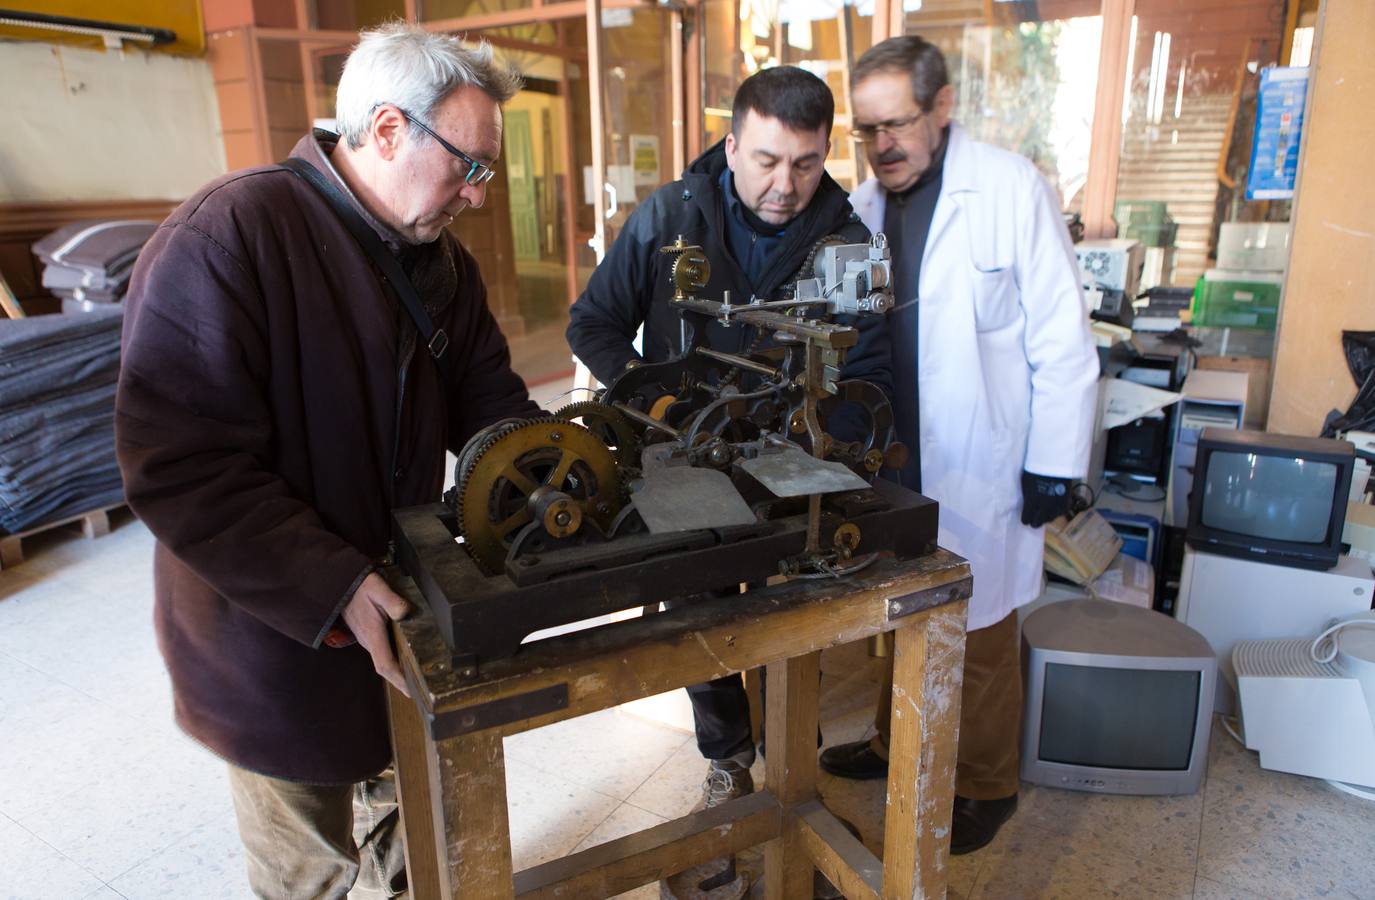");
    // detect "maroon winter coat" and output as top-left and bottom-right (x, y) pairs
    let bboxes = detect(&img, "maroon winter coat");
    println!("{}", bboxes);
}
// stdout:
(116, 134), (542, 783)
